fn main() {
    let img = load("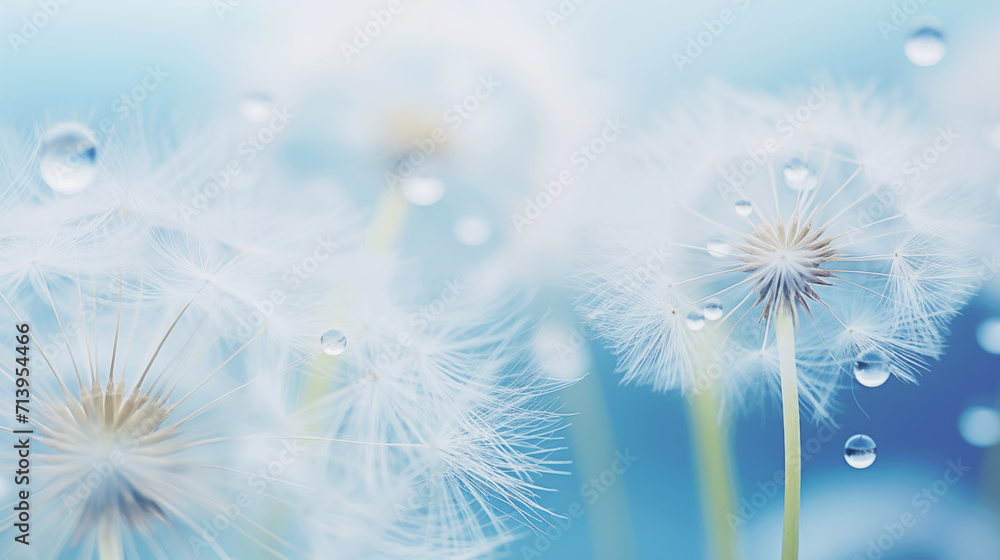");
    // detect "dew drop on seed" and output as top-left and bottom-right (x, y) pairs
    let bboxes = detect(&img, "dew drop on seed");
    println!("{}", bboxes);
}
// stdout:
(783, 159), (817, 191)
(239, 92), (275, 123)
(454, 216), (491, 246)
(39, 123), (98, 194)
(904, 27), (946, 67)
(685, 311), (705, 331)
(844, 434), (877, 469)
(321, 329), (348, 356)
(853, 348), (890, 387)
(401, 177), (445, 206)
(707, 239), (731, 258)
(960, 406), (1000, 448)
(702, 300), (724, 321)
(735, 199), (753, 216)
